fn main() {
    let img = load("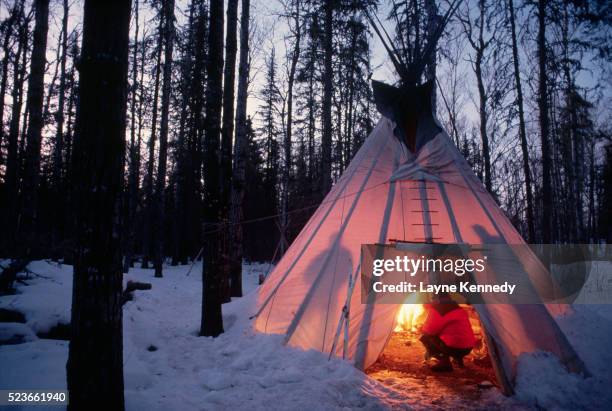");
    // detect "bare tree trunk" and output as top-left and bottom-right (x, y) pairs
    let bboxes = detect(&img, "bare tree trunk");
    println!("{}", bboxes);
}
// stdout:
(537, 0), (552, 243)
(281, 0), (301, 256)
(221, 0), (238, 208)
(201, 0), (224, 337)
(507, 0), (534, 240)
(153, 0), (176, 278)
(307, 67), (315, 181)
(172, 1), (197, 266)
(475, 0), (492, 193)
(335, 76), (343, 170)
(458, 0), (495, 195)
(219, 0), (238, 301)
(50, 0), (69, 253)
(572, 108), (584, 240)
(587, 144), (595, 239)
(180, 0), (207, 265)
(558, 4), (576, 242)
(561, 4), (584, 242)
(344, 8), (357, 165)
(2, 2), (26, 254)
(142, 12), (164, 268)
(134, 27), (146, 257)
(424, 0), (438, 111)
(549, 101), (563, 241)
(475, 63), (491, 192)
(43, 21), (63, 128)
(66, 1), (131, 409)
(19, 0), (49, 258)
(508, 0), (535, 242)
(228, 0), (250, 298)
(63, 39), (77, 186)
(321, 0), (333, 195)
(124, 0), (140, 273)
(0, 2), (18, 167)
